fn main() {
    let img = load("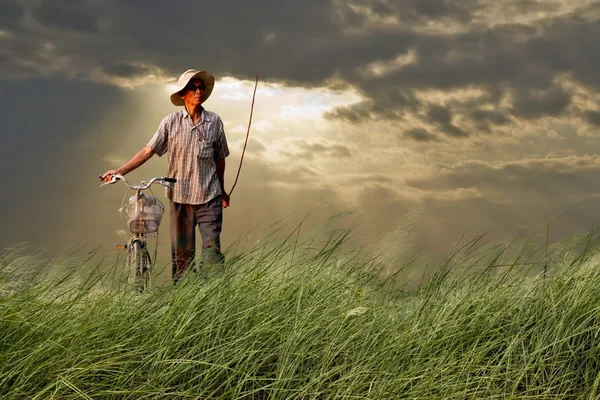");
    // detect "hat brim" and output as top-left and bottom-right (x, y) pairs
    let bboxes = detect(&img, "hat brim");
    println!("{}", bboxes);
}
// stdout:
(170, 71), (215, 106)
